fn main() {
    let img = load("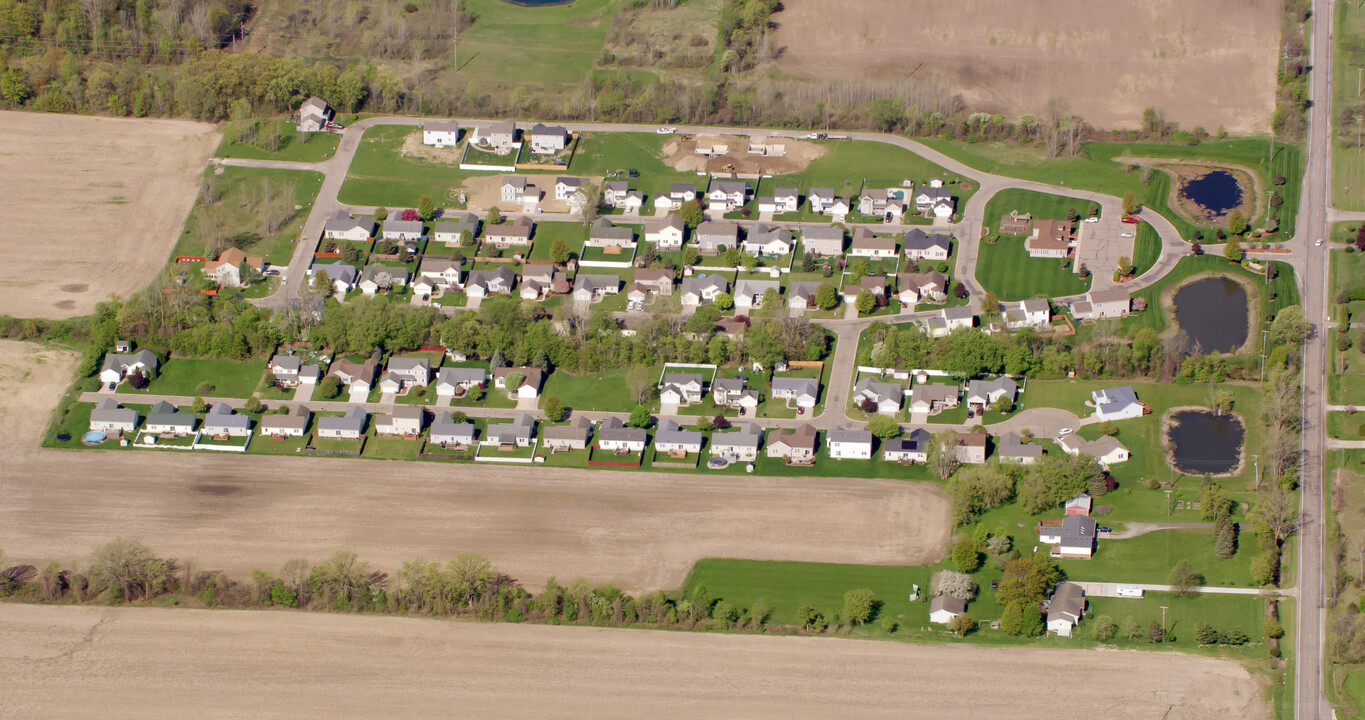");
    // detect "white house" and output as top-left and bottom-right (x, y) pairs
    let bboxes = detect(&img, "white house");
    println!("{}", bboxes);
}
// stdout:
(1071, 288), (1132, 321)
(296, 97), (332, 133)
(1058, 434), (1131, 469)
(484, 414), (536, 447)
(422, 120), (460, 148)
(858, 188), (904, 220)
(914, 179), (955, 218)
(493, 367), (544, 400)
(883, 428), (932, 463)
(597, 417), (647, 452)
(1047, 583), (1086, 637)
(680, 274), (729, 306)
(1038, 515), (1097, 559)
(732, 278), (781, 311)
(89, 397), (138, 434)
(1090, 386), (1145, 421)
(827, 427), (874, 460)
(742, 224), (794, 256)
(902, 229), (952, 261)
(771, 377), (819, 409)
(654, 419), (704, 455)
(897, 271), (948, 306)
(706, 179), (749, 212)
(323, 209), (376, 241)
(929, 595), (966, 625)
(646, 215), (686, 250)
(316, 406), (368, 440)
(471, 120), (517, 150)
(572, 274), (621, 303)
(99, 349), (158, 385)
(909, 383), (958, 414)
(435, 367), (487, 398)
(809, 188), (849, 219)
(375, 406), (425, 437)
(499, 177), (541, 211)
(1004, 298), (1051, 329)
(554, 176), (583, 201)
(528, 123), (570, 154)
(382, 218), (424, 241)
(660, 372), (706, 404)
(965, 377), (1017, 411)
(711, 422), (763, 461)
(847, 228), (898, 258)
